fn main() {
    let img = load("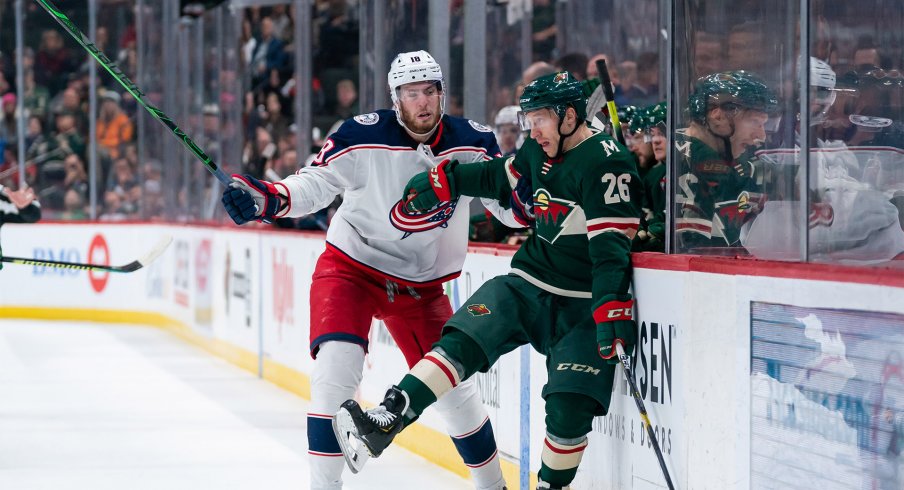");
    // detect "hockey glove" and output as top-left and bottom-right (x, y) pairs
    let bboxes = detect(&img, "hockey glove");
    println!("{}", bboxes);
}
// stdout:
(221, 174), (284, 225)
(594, 294), (637, 365)
(510, 173), (535, 227)
(403, 159), (458, 213)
